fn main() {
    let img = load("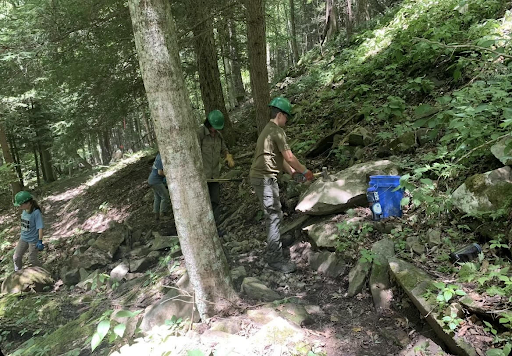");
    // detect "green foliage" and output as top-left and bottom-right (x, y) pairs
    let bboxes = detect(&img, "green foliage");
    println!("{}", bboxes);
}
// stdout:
(486, 343), (512, 356)
(90, 309), (141, 352)
(441, 312), (464, 332)
(432, 282), (466, 305)
(335, 221), (374, 257)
